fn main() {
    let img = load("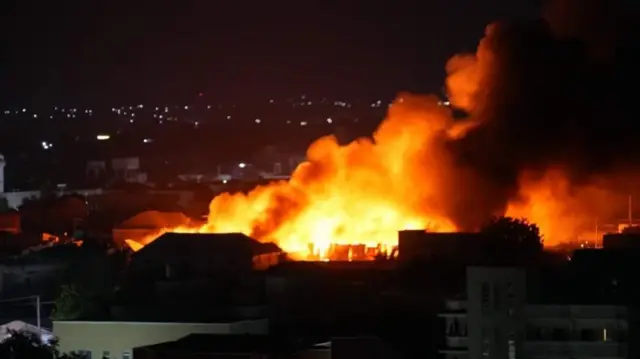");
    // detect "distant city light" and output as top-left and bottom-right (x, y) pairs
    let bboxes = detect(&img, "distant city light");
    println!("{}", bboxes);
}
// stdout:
(326, 118), (332, 124)
(255, 119), (261, 124)
(143, 138), (153, 143)
(96, 134), (110, 140)
(41, 141), (53, 150)
(238, 163), (246, 168)
(300, 121), (307, 126)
